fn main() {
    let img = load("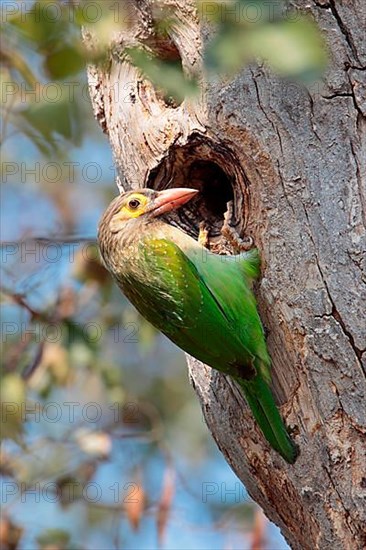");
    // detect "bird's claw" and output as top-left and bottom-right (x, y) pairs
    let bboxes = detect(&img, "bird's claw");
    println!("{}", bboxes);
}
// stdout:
(221, 201), (254, 253)
(198, 221), (210, 248)
(198, 201), (254, 253)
